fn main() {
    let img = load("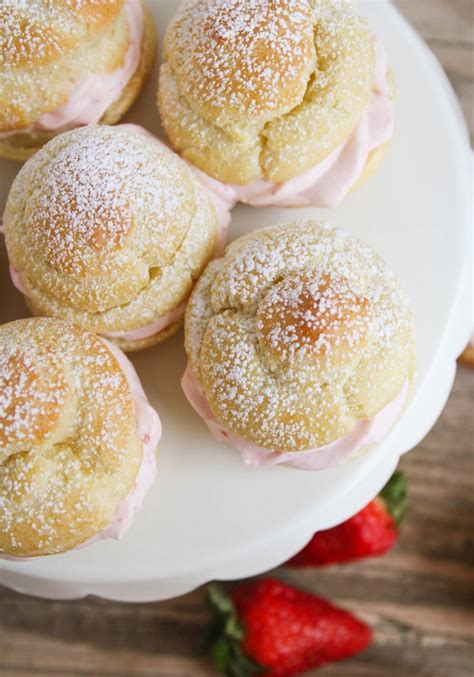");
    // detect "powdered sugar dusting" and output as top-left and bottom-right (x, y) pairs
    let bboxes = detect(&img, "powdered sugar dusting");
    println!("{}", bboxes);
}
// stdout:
(0, 0), (122, 66)
(0, 1), (64, 65)
(258, 271), (372, 361)
(0, 345), (66, 450)
(0, 318), (142, 557)
(167, 0), (315, 115)
(29, 125), (187, 274)
(0, 0), (127, 132)
(4, 125), (218, 337)
(160, 0), (375, 183)
(186, 222), (416, 451)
